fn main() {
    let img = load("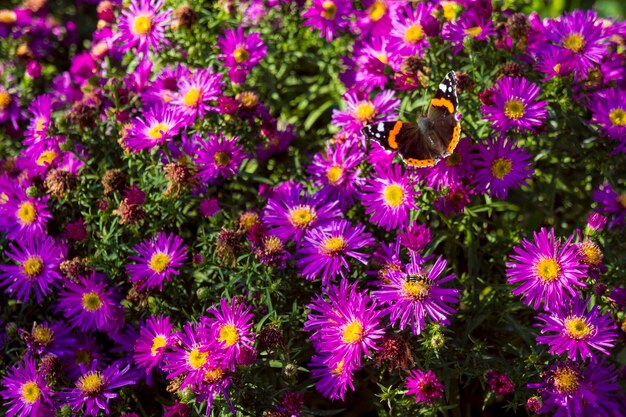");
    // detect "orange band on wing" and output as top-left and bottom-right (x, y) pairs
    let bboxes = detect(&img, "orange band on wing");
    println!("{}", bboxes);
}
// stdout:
(405, 158), (437, 167)
(387, 121), (403, 149)
(447, 123), (461, 154)
(430, 98), (454, 114)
